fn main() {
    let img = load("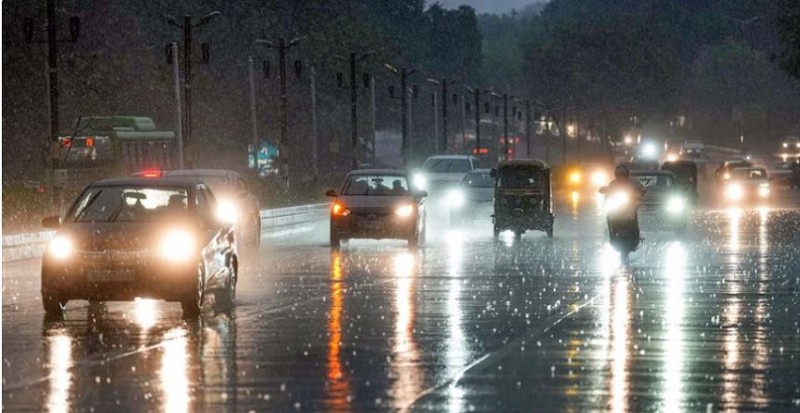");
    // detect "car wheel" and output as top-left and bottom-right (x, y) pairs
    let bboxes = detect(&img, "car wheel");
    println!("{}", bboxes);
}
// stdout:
(215, 260), (237, 305)
(42, 292), (67, 319)
(181, 264), (205, 318)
